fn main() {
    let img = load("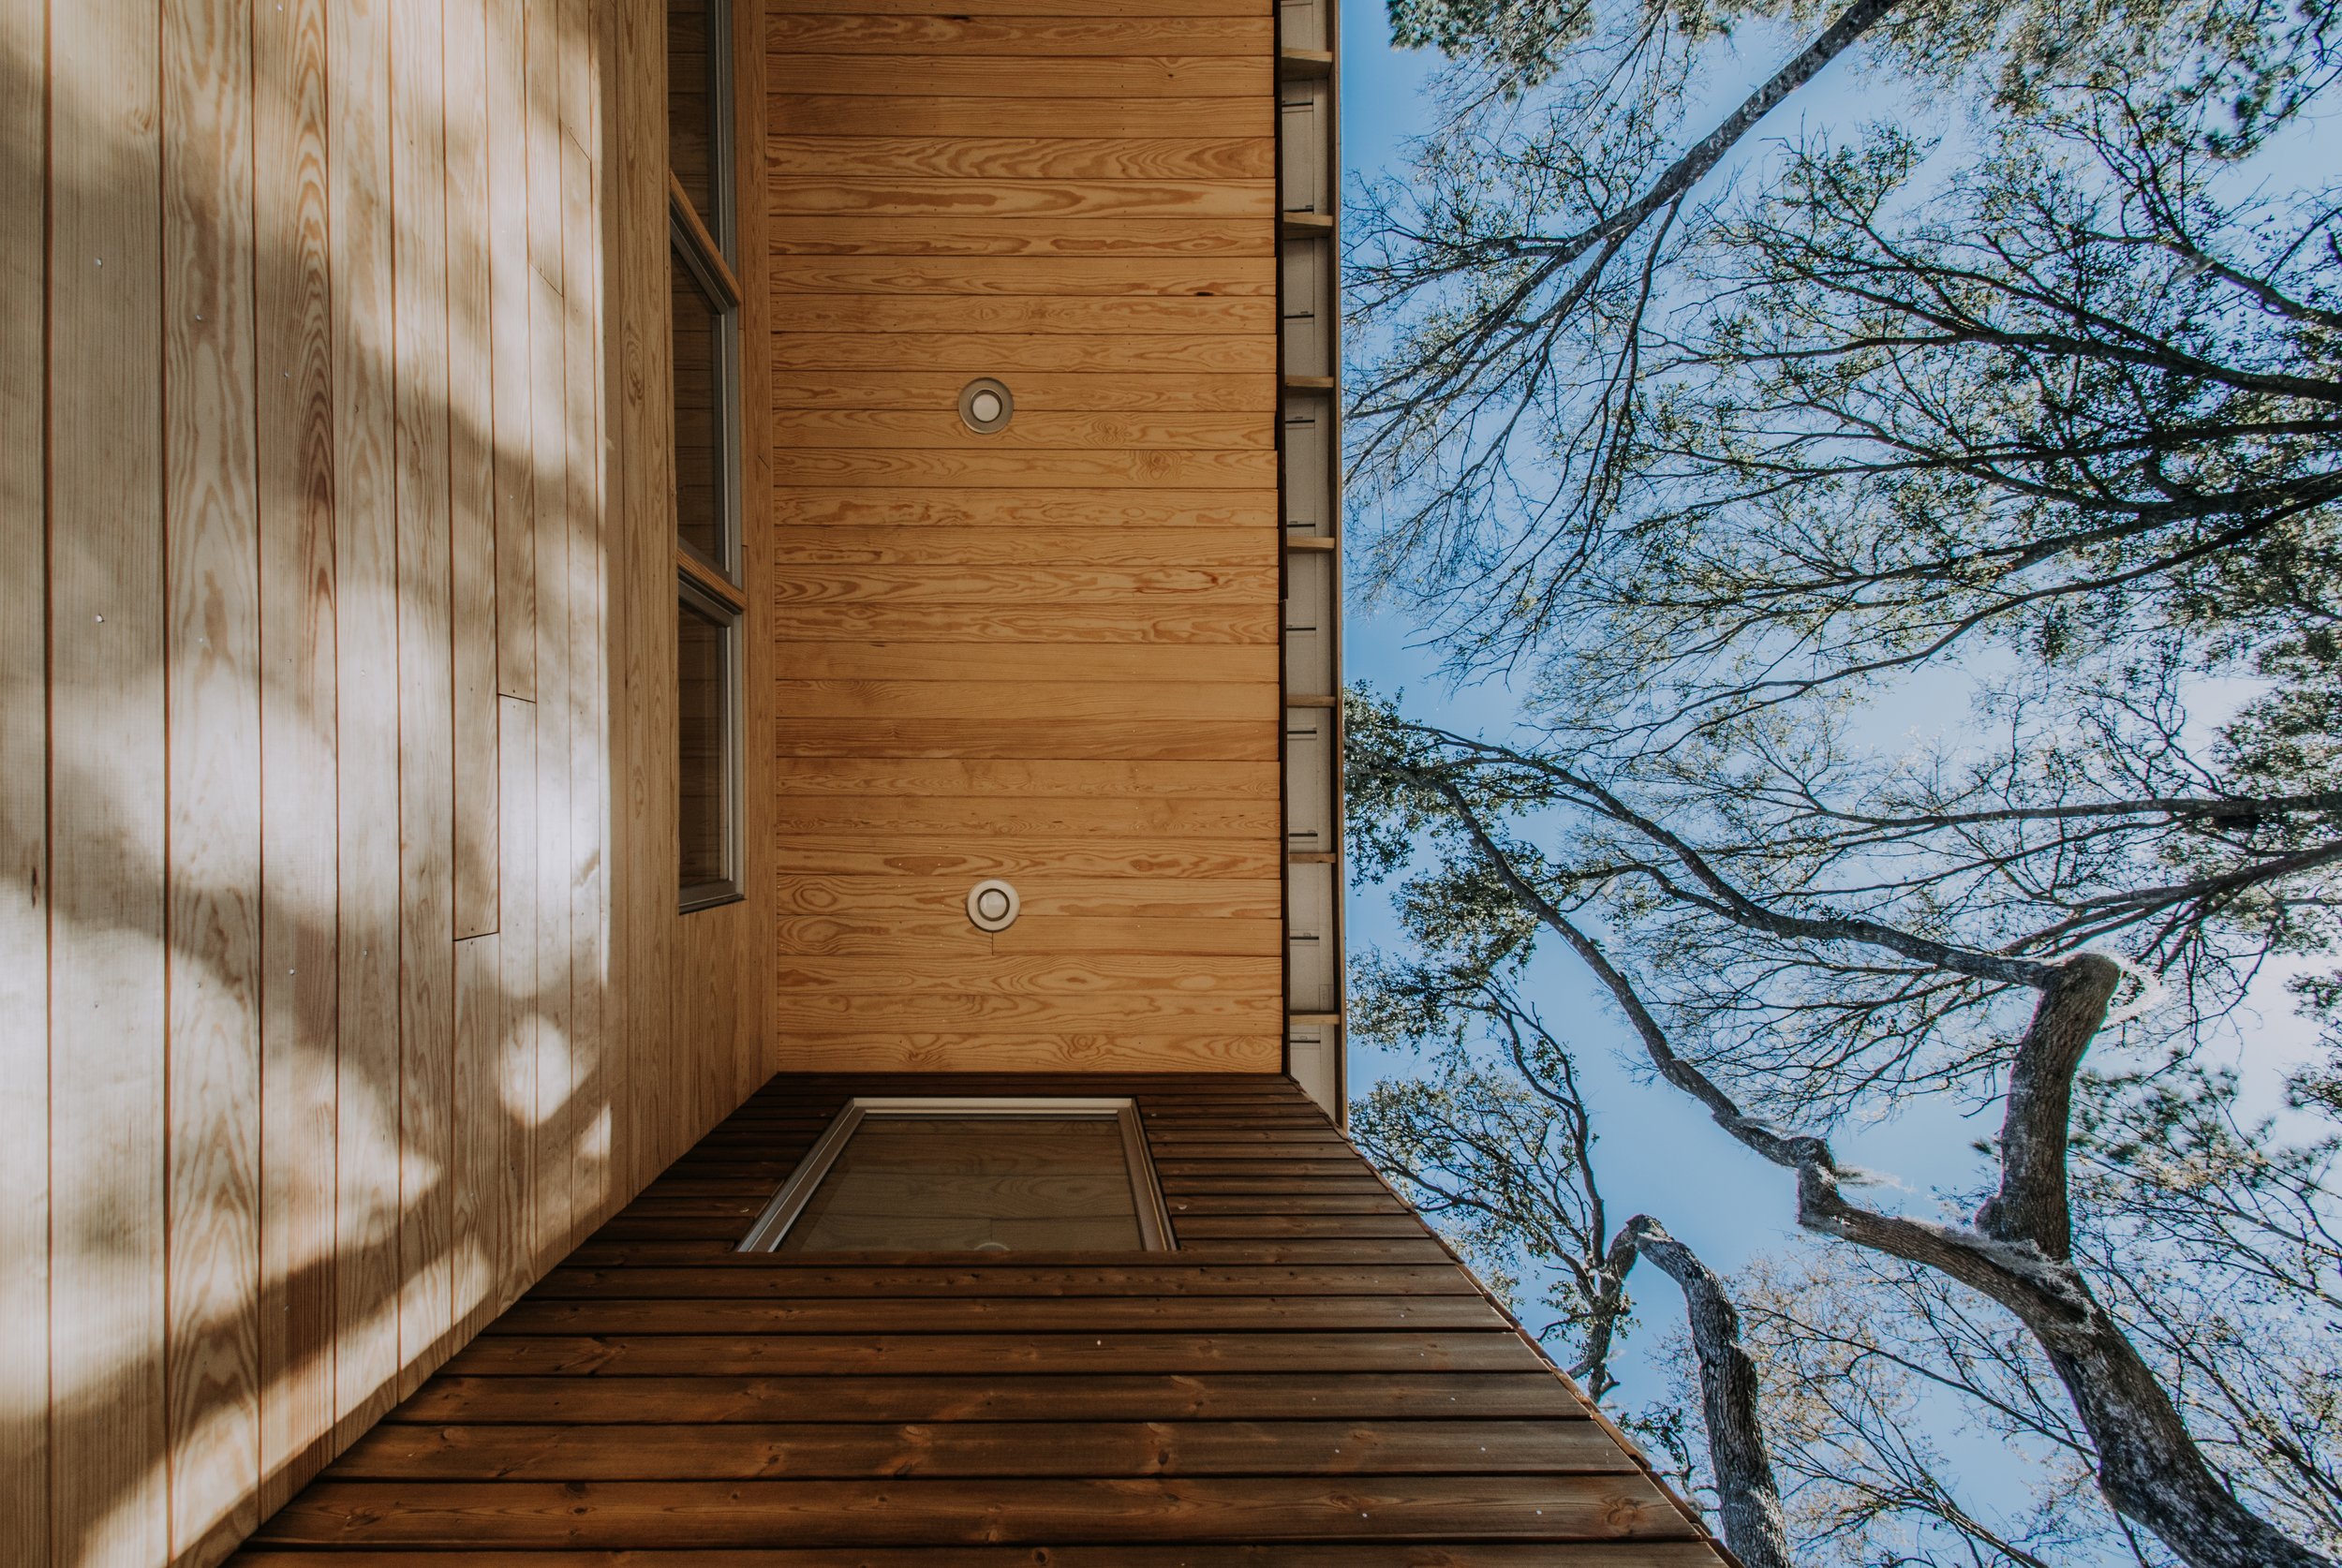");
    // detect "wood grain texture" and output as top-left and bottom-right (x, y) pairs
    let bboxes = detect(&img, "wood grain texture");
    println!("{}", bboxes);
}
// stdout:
(487, 0), (537, 698)
(0, 0), (45, 1557)
(766, 141), (1276, 182)
(558, 0), (611, 1250)
(48, 1), (171, 1562)
(524, 0), (577, 1281)
(771, 53), (1267, 99)
(24, 3), (778, 1560)
(768, 214), (1271, 250)
(254, 0), (340, 1516)
(449, 0), (502, 941)
(768, 409), (1273, 449)
(392, 0), (458, 1399)
(163, 0), (267, 1553)
(329, 0), (405, 1453)
(236, 1075), (1727, 1563)
(768, 13), (1274, 53)
(771, 375), (1275, 413)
